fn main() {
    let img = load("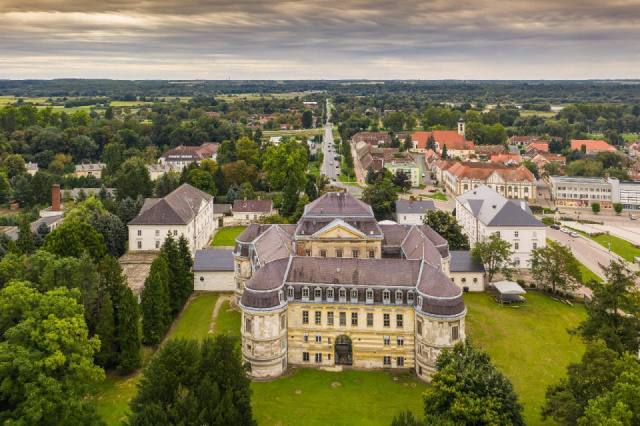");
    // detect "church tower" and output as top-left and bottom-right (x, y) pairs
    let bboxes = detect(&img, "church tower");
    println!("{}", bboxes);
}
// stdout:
(457, 118), (466, 138)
